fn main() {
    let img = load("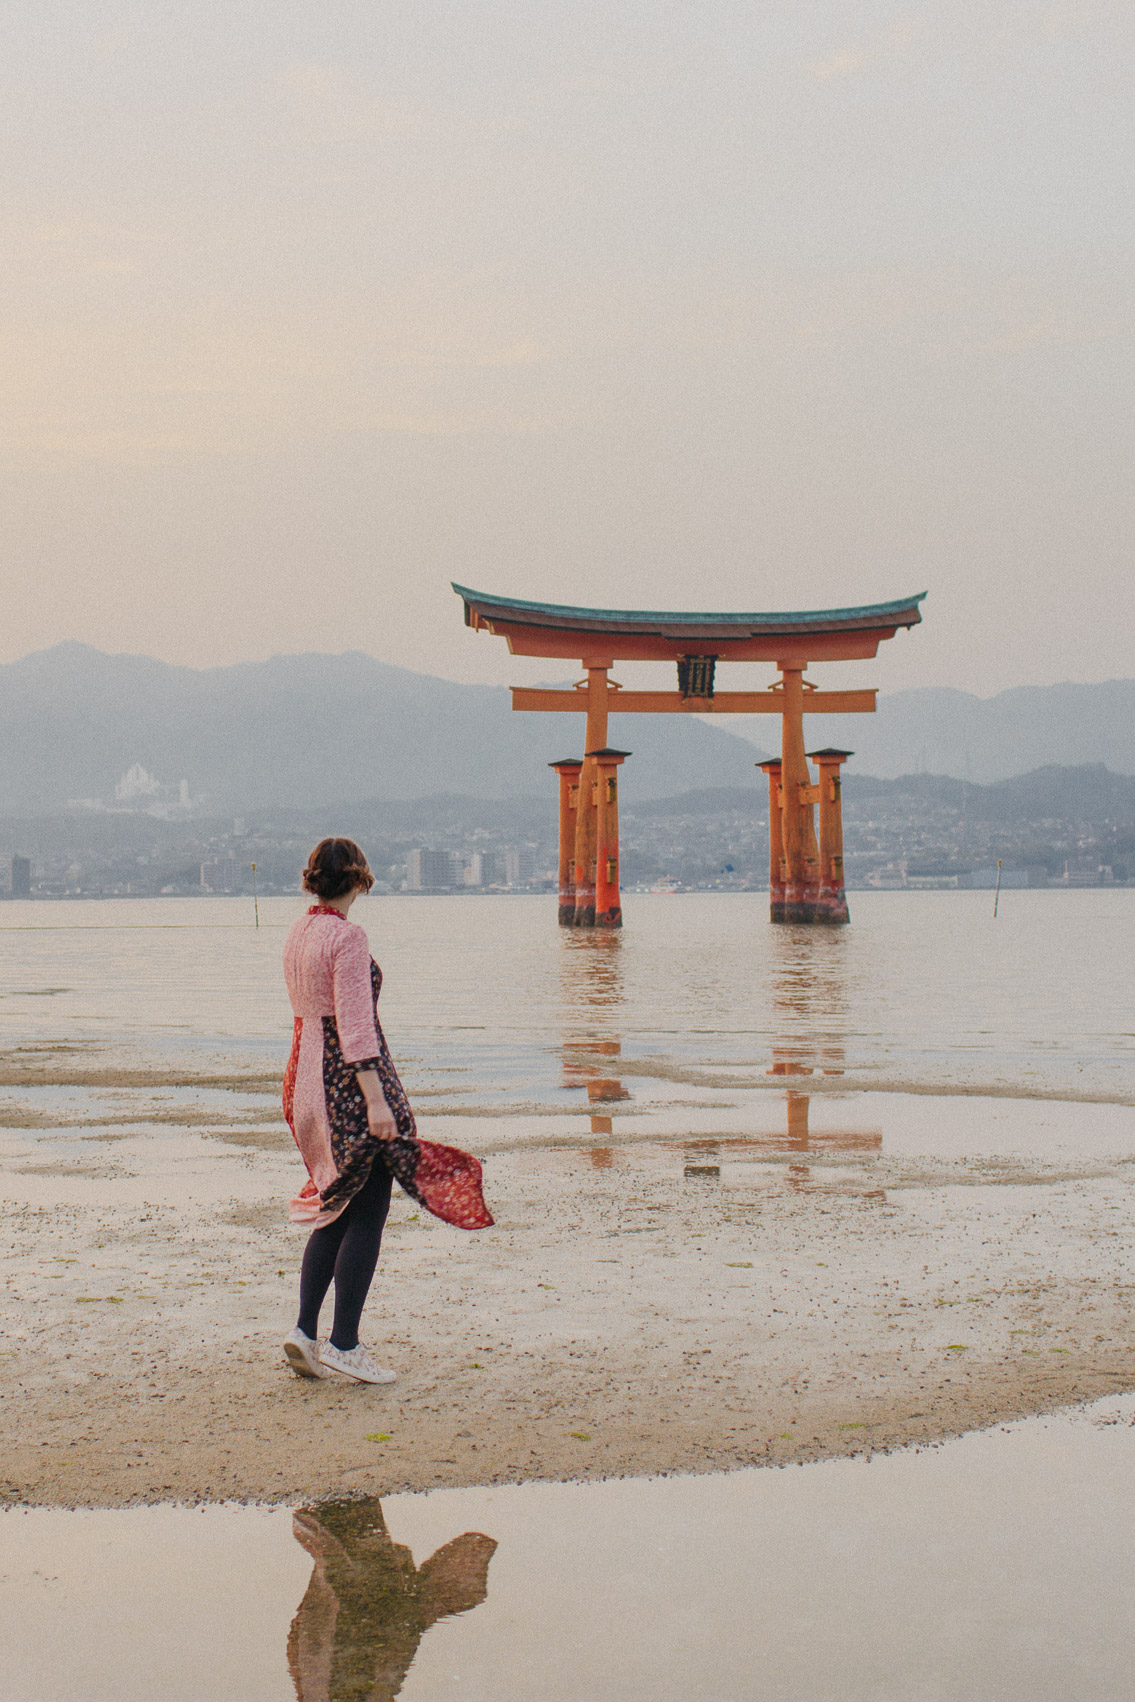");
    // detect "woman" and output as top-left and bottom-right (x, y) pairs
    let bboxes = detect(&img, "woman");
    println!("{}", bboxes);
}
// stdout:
(282, 837), (491, 1386)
